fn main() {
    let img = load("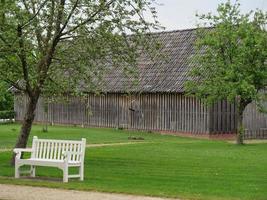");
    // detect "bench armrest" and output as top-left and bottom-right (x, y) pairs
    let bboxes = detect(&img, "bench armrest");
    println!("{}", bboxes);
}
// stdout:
(13, 148), (33, 153)
(62, 151), (82, 162)
(13, 148), (33, 159)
